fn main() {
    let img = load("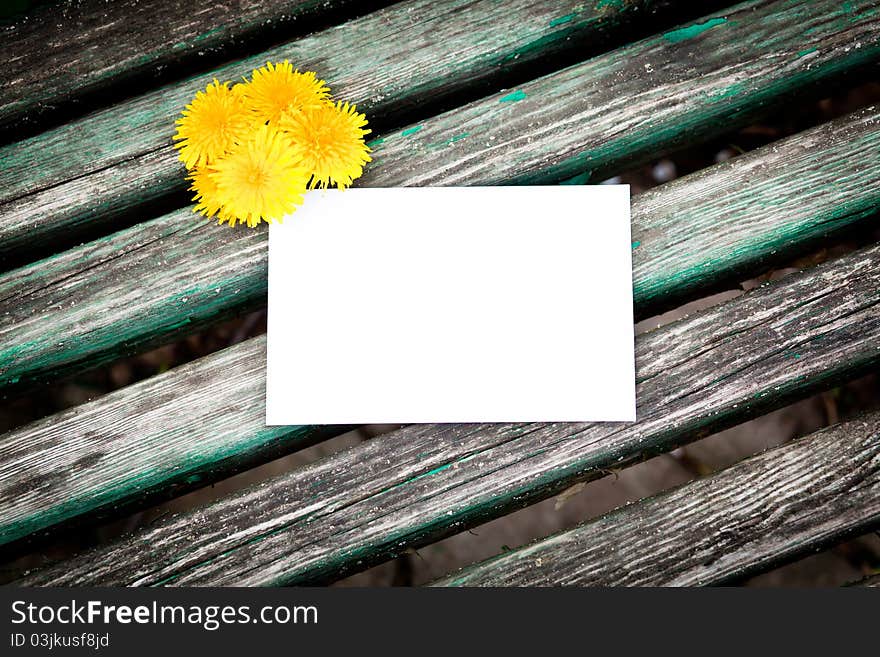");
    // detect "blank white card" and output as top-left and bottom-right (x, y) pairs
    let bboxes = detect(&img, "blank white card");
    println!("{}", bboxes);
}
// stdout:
(266, 186), (635, 424)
